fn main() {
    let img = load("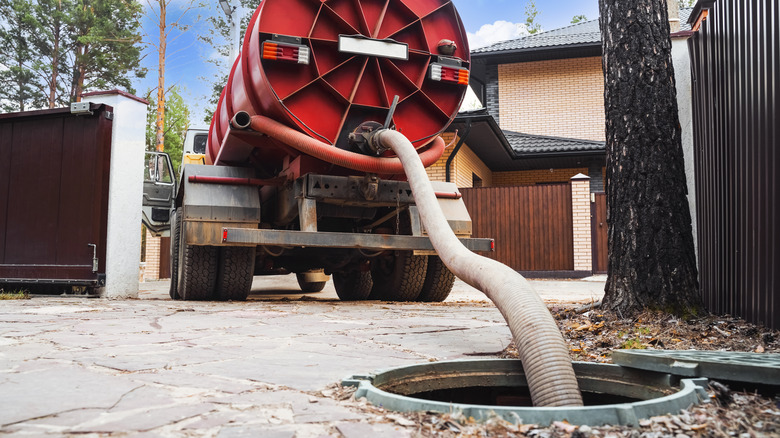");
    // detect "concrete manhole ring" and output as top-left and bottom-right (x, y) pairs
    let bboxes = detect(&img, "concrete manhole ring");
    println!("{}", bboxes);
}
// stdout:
(343, 359), (708, 426)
